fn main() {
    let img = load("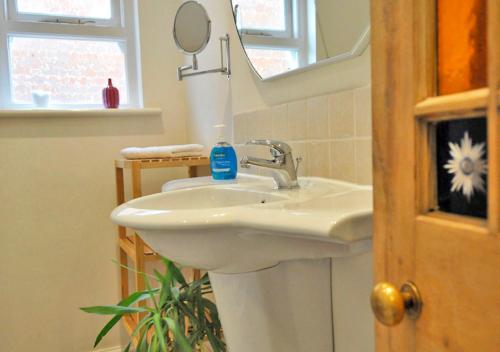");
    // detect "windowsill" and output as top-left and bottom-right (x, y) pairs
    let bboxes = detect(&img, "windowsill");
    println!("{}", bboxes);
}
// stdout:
(0, 108), (163, 118)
